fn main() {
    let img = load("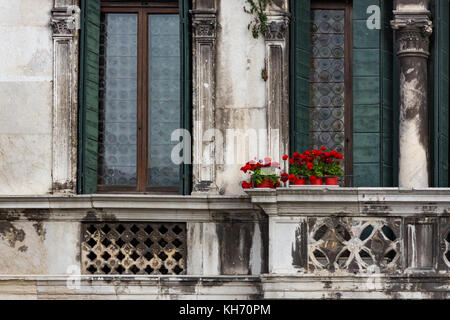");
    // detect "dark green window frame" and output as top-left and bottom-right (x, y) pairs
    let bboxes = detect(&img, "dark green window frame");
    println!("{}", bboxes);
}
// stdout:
(78, 0), (192, 194)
